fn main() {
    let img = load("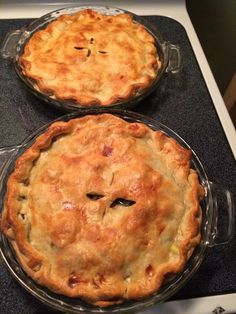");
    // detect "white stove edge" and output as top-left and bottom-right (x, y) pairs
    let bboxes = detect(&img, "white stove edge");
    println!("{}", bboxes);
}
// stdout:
(0, 0), (235, 161)
(143, 293), (236, 314)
